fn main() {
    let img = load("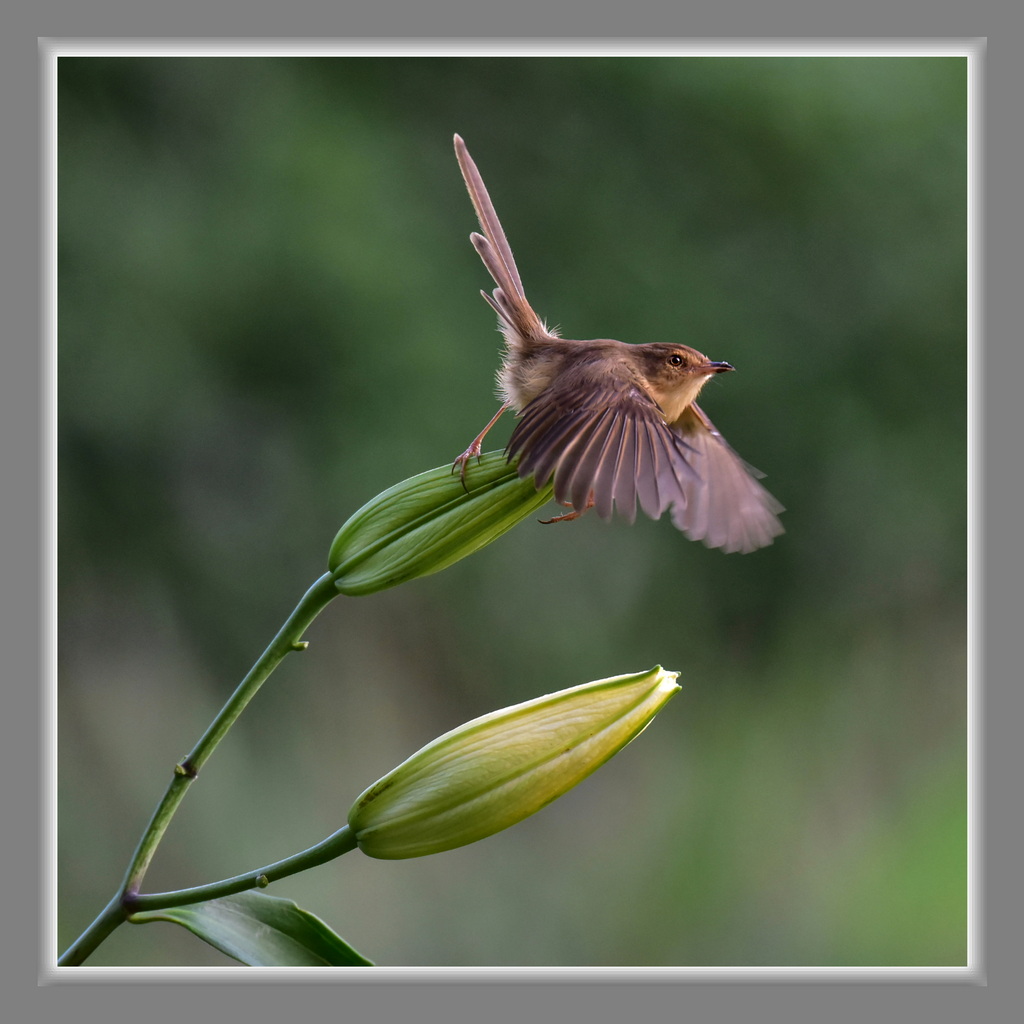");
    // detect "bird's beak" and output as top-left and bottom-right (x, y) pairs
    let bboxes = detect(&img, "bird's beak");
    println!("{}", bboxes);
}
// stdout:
(705, 361), (734, 373)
